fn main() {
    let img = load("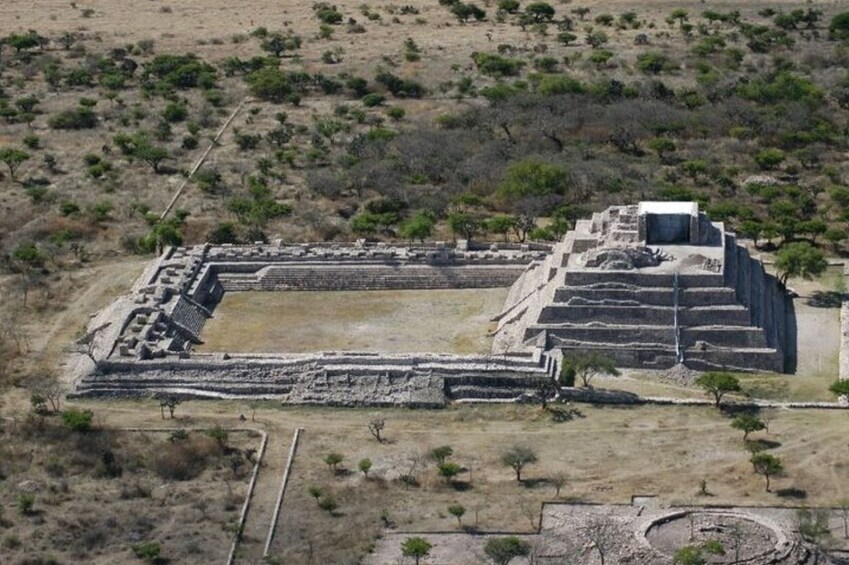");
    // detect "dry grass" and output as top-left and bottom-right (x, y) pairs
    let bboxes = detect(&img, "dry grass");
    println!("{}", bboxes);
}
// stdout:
(199, 288), (507, 354)
(0, 419), (261, 565)
(269, 403), (849, 564)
